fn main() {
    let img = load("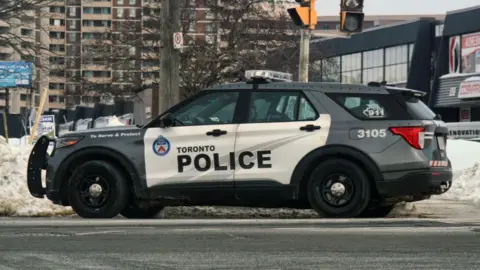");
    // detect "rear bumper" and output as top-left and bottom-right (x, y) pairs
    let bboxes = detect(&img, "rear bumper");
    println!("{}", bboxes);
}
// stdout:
(27, 136), (54, 198)
(376, 168), (453, 198)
